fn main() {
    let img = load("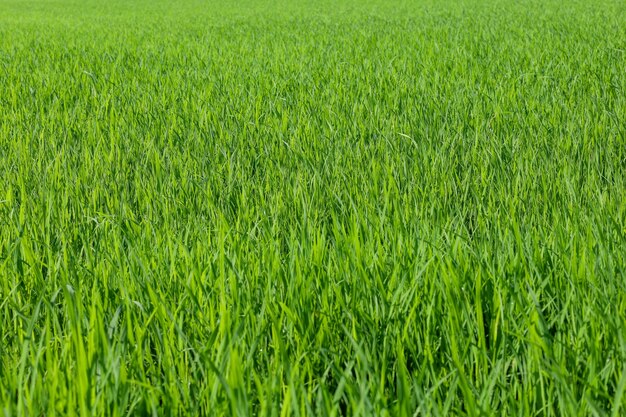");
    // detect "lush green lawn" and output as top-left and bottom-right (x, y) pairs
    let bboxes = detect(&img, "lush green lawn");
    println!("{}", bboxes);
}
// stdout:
(1, 0), (625, 415)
